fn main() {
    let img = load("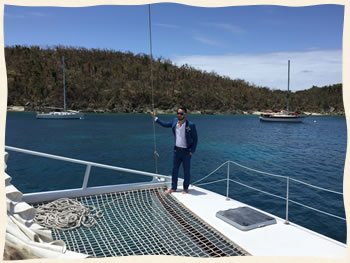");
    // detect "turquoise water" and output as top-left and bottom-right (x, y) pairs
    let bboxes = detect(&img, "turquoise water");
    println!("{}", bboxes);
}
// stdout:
(5, 112), (347, 243)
